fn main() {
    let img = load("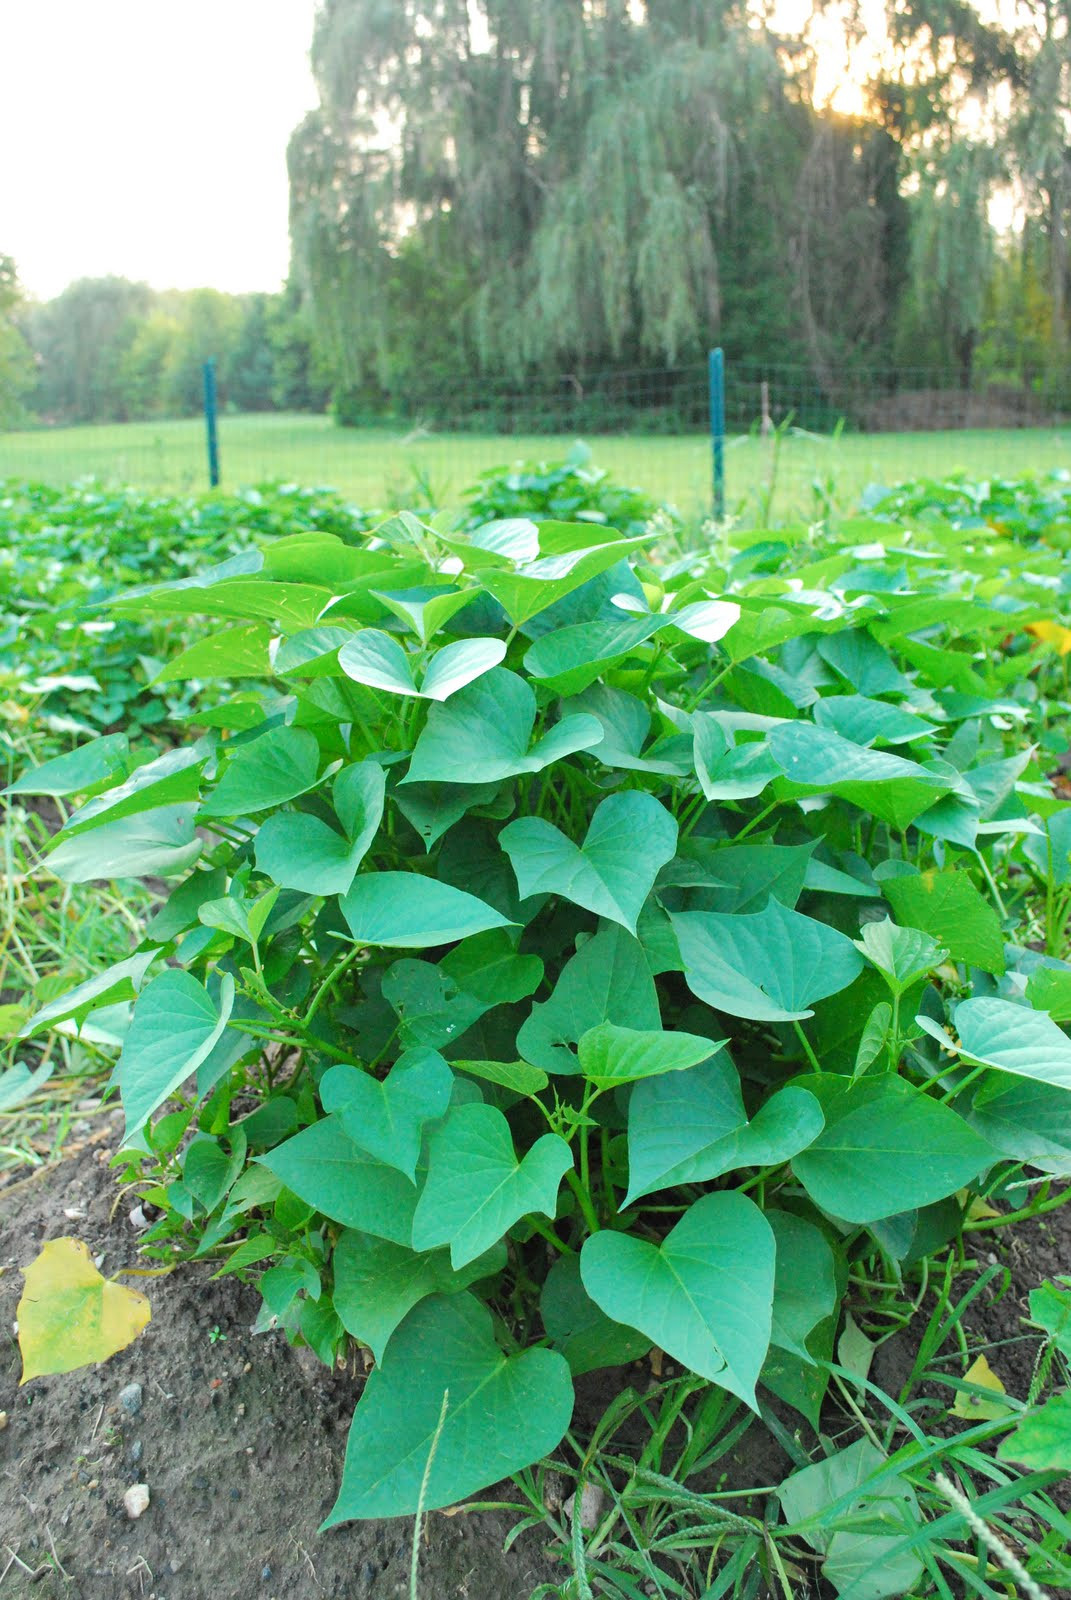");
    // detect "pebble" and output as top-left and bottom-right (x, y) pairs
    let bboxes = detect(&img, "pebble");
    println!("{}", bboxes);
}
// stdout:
(0, 1410), (7, 1431)
(119, 1382), (143, 1416)
(564, 1483), (606, 1531)
(261, 1567), (272, 1582)
(123, 1483), (150, 1520)
(127, 1439), (143, 1466)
